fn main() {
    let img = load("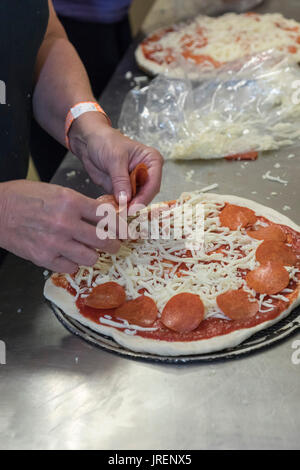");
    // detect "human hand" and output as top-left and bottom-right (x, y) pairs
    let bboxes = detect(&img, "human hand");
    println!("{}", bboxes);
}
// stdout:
(0, 180), (120, 273)
(69, 113), (164, 207)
